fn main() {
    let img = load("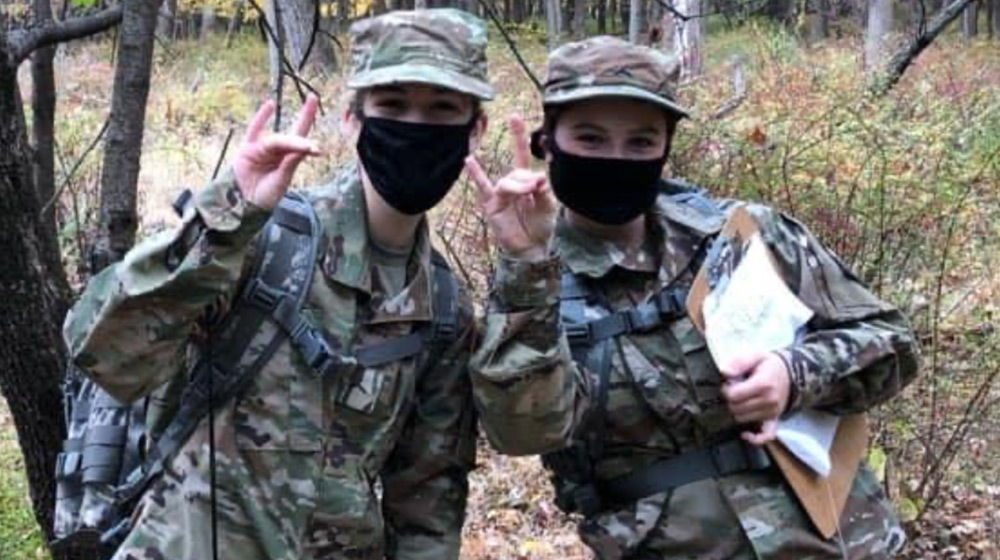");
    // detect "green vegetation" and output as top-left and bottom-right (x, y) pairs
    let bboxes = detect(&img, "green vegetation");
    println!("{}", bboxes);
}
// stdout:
(0, 405), (48, 560)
